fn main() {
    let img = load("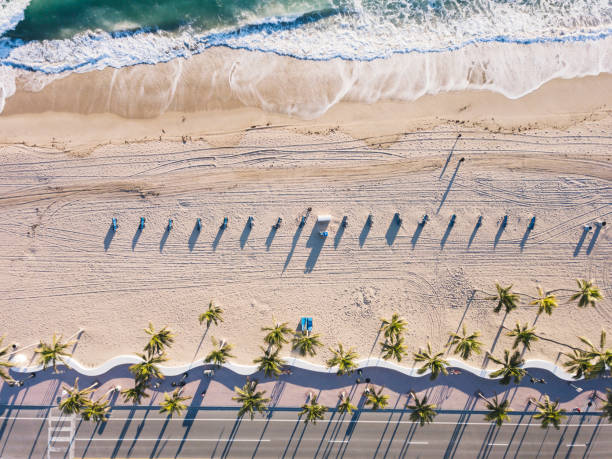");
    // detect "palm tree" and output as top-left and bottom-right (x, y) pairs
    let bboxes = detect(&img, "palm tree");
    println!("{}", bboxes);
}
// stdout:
(380, 313), (407, 340)
(253, 347), (284, 378)
(337, 393), (357, 414)
(507, 323), (539, 351)
(530, 287), (558, 316)
(144, 323), (175, 355)
(531, 395), (566, 429)
(449, 325), (483, 360)
(364, 386), (389, 410)
(81, 397), (110, 423)
(478, 393), (511, 427)
(59, 378), (96, 416)
(292, 332), (323, 357)
(121, 382), (150, 405)
(262, 320), (292, 348)
(129, 351), (167, 384)
(489, 350), (526, 385)
(232, 380), (270, 420)
(570, 279), (603, 308)
(205, 337), (235, 367)
(300, 394), (327, 425)
(35, 334), (74, 373)
(160, 388), (191, 418)
(562, 348), (593, 380)
(407, 392), (437, 426)
(487, 283), (520, 314)
(199, 301), (224, 328)
(380, 336), (407, 362)
(414, 343), (449, 380)
(0, 337), (15, 383)
(599, 389), (612, 422)
(578, 330), (611, 378)
(326, 343), (359, 376)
